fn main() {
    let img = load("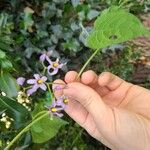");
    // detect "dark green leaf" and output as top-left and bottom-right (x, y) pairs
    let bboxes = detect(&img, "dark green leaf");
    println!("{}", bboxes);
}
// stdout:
(0, 50), (6, 59)
(0, 59), (13, 71)
(0, 72), (18, 97)
(0, 96), (31, 129)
